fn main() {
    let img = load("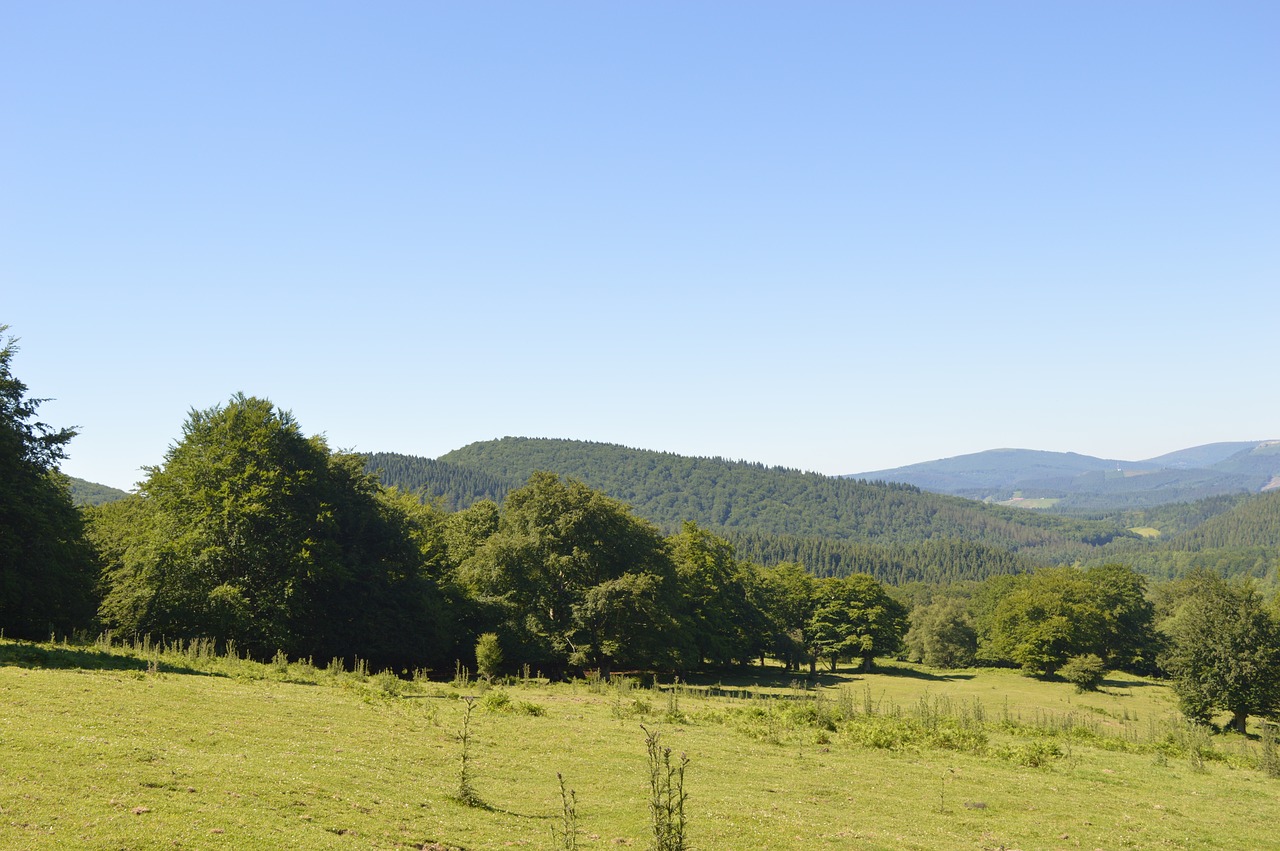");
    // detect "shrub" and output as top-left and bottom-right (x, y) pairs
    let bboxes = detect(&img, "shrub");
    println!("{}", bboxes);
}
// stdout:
(475, 632), (503, 680)
(1059, 654), (1106, 692)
